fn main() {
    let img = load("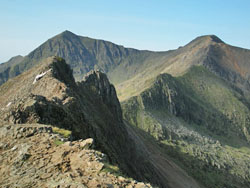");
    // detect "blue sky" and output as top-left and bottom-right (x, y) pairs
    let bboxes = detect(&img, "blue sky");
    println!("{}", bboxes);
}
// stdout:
(0, 0), (250, 62)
